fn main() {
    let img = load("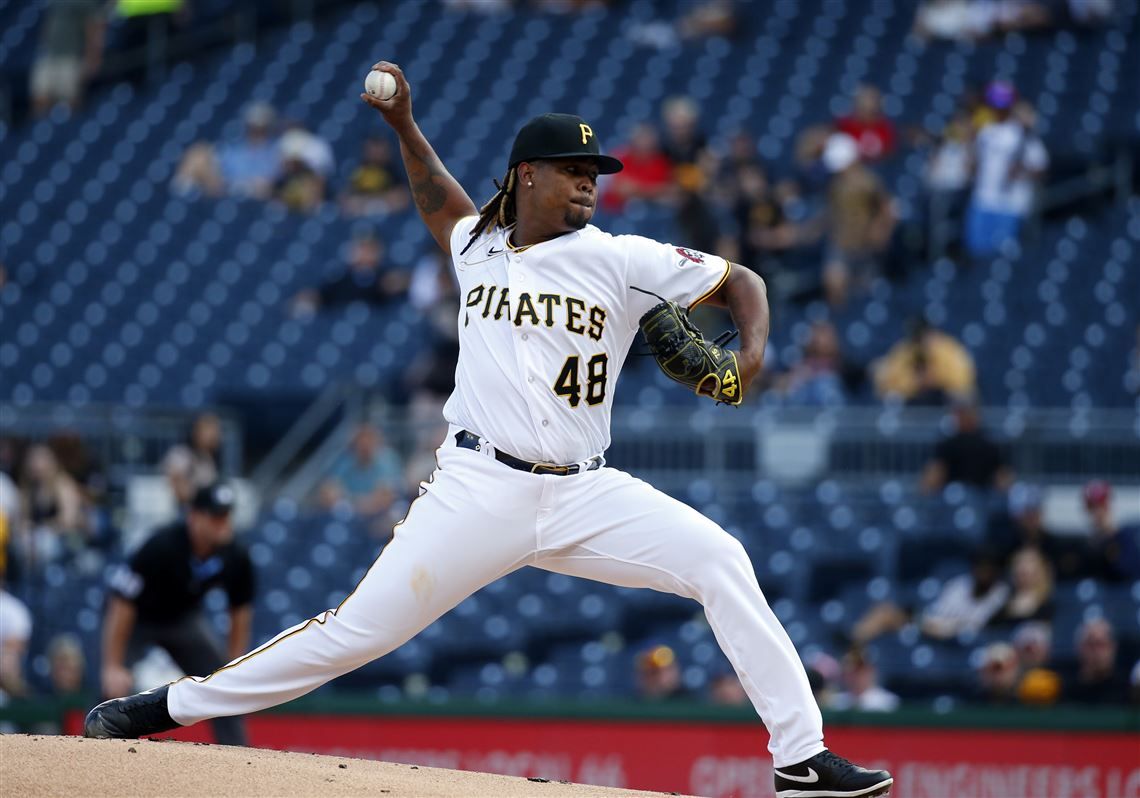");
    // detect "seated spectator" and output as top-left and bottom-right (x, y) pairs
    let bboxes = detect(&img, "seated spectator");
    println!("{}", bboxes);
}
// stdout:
(339, 136), (410, 218)
(162, 412), (223, 510)
(318, 425), (404, 520)
(965, 83), (1048, 259)
(709, 670), (749, 706)
(281, 121), (334, 180)
(29, 0), (105, 117)
(291, 230), (407, 316)
(992, 547), (1054, 626)
(0, 584), (31, 700)
(819, 133), (897, 307)
(912, 0), (1053, 42)
(852, 549), (1009, 644)
(826, 646), (900, 712)
(919, 398), (1013, 494)
(835, 84), (897, 162)
(273, 131), (325, 214)
(46, 633), (87, 697)
(1063, 618), (1129, 704)
(635, 644), (689, 701)
(170, 142), (226, 197)
(732, 165), (800, 276)
(1082, 480), (1140, 581)
(772, 321), (851, 406)
(1012, 621), (1052, 671)
(875, 316), (977, 406)
(216, 102), (281, 199)
(19, 444), (88, 563)
(601, 123), (674, 213)
(661, 96), (708, 178)
(973, 641), (1020, 704)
